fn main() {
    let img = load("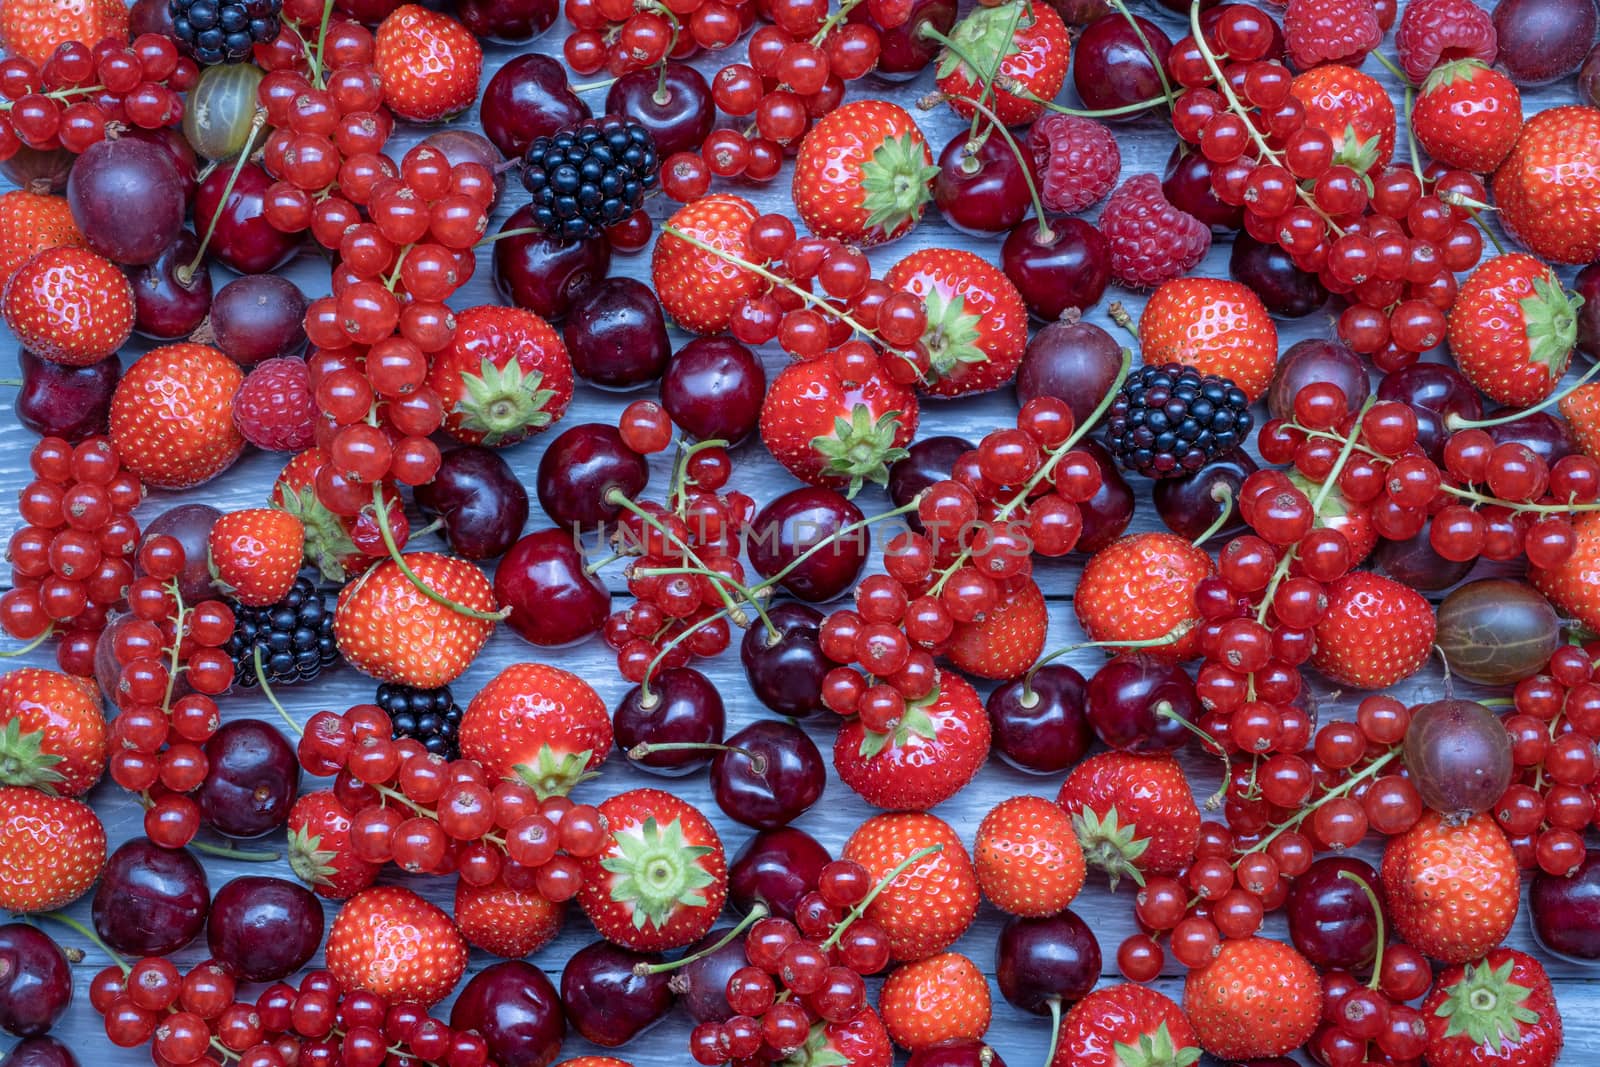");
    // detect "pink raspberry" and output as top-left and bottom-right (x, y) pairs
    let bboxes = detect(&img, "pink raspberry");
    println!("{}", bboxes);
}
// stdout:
(1283, 0), (1382, 69)
(1027, 114), (1121, 215)
(1394, 0), (1497, 82)
(1098, 174), (1211, 290)
(233, 357), (315, 452)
